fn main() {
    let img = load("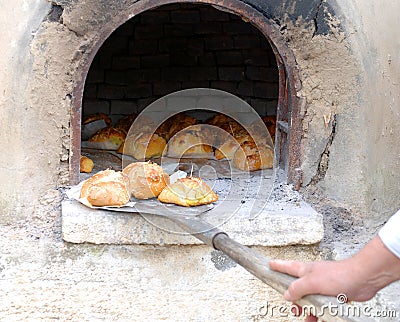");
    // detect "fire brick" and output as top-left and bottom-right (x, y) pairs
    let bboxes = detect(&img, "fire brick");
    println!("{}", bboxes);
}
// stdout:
(125, 83), (153, 99)
(218, 67), (245, 81)
(246, 66), (279, 82)
(171, 10), (201, 23)
(112, 56), (140, 70)
(97, 84), (125, 100)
